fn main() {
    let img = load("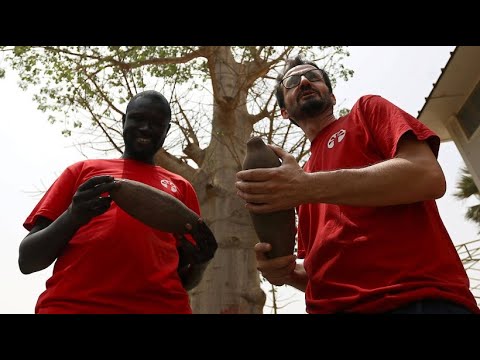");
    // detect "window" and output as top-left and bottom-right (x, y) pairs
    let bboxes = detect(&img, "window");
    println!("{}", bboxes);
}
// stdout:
(458, 82), (480, 139)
